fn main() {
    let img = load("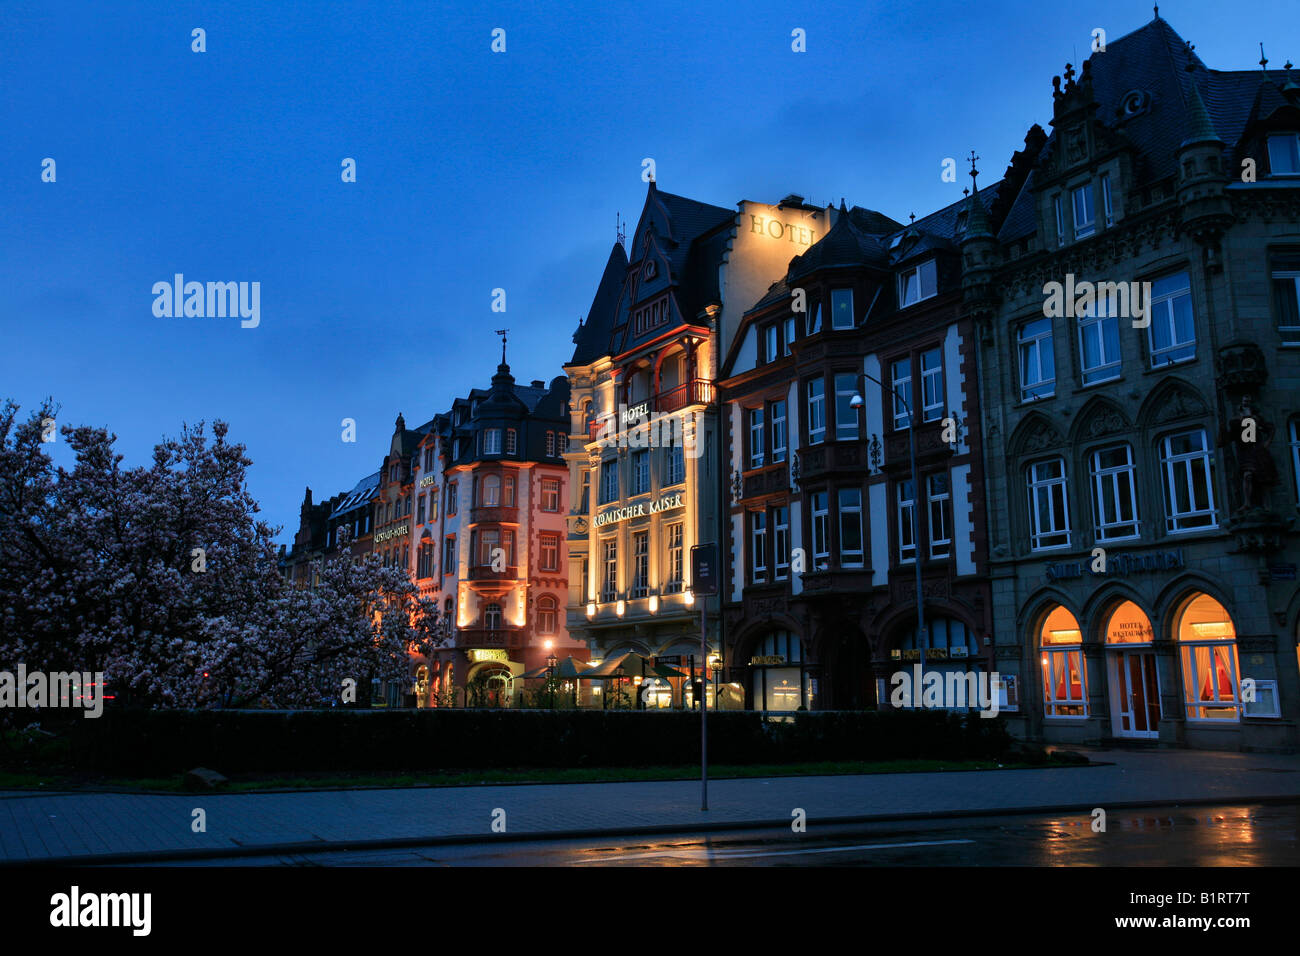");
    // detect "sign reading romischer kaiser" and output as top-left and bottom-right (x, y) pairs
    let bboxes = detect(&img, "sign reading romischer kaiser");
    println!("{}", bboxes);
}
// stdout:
(594, 492), (684, 528)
